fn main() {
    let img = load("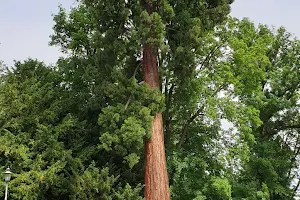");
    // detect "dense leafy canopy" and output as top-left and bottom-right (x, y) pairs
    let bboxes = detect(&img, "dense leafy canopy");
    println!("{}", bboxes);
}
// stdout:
(0, 0), (300, 199)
